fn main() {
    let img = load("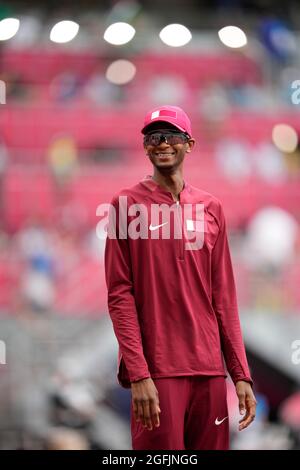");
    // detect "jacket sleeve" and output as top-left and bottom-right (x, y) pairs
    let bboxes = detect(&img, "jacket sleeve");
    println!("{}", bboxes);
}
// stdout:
(211, 202), (253, 386)
(104, 196), (151, 384)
